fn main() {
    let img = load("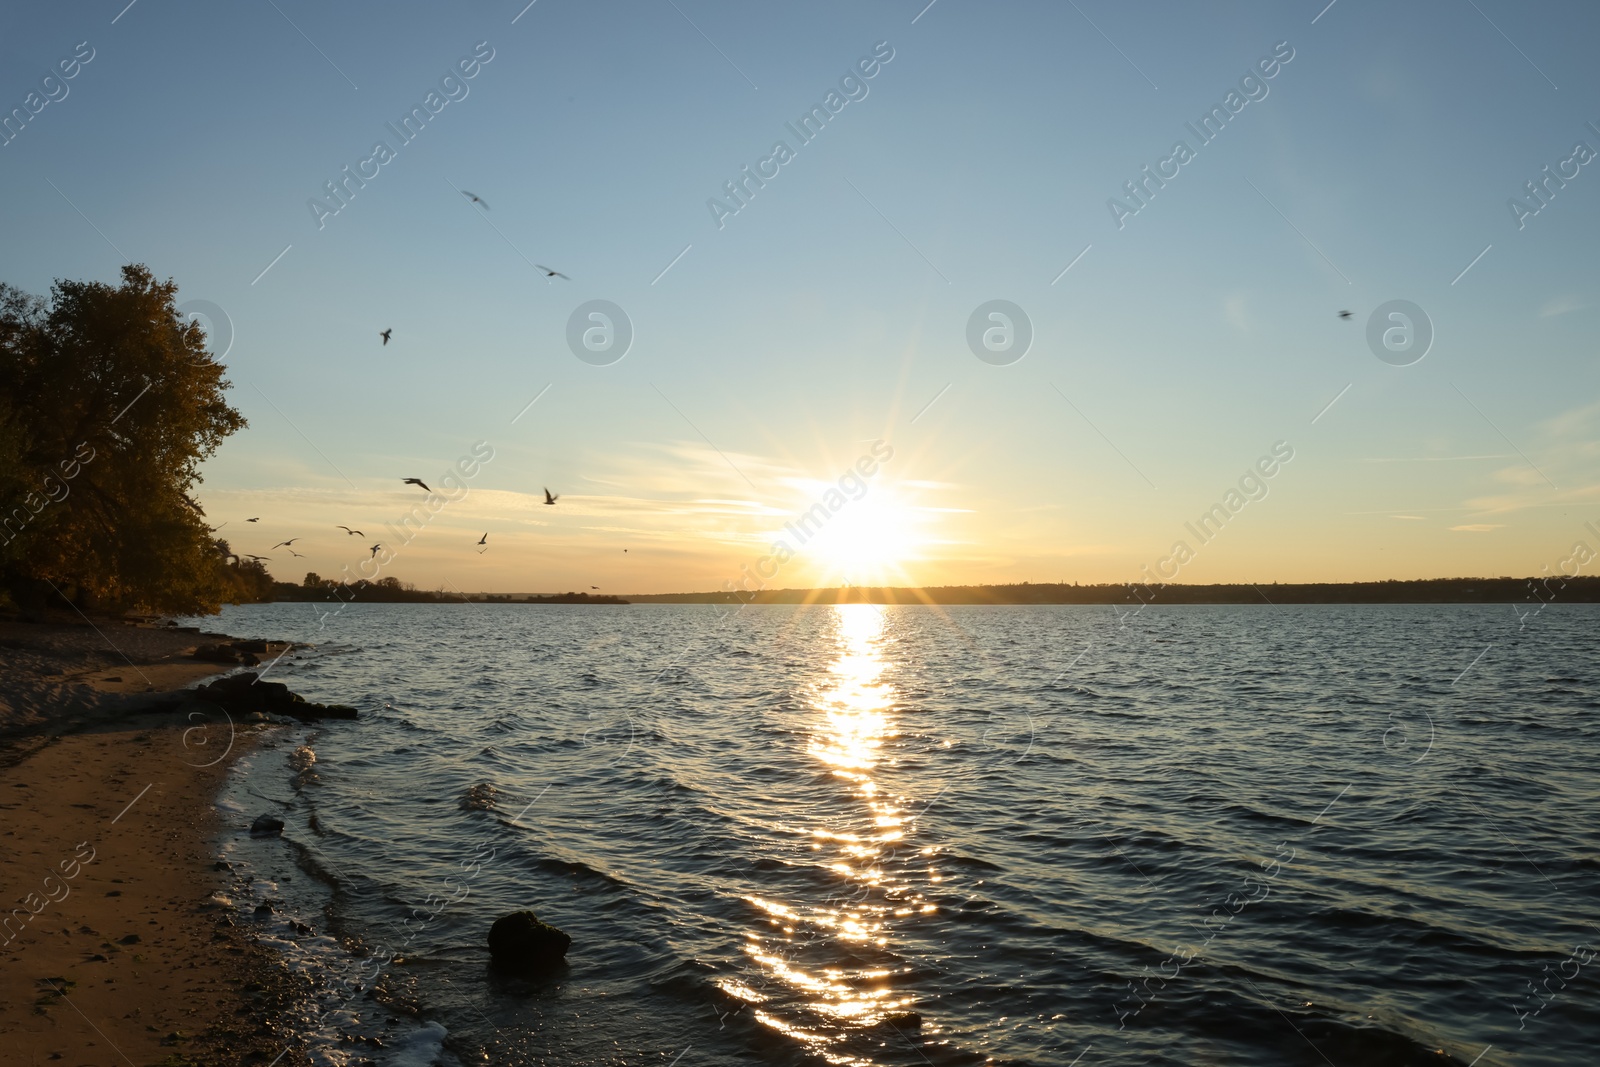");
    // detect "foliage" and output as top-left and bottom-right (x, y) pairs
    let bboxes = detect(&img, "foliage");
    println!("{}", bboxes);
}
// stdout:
(0, 265), (247, 614)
